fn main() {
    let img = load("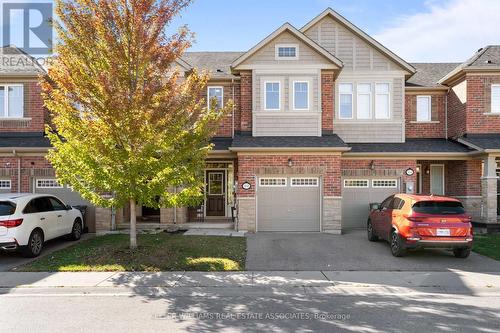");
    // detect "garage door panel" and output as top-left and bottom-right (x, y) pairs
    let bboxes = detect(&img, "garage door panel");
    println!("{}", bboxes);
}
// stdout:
(342, 178), (399, 230)
(257, 177), (320, 232)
